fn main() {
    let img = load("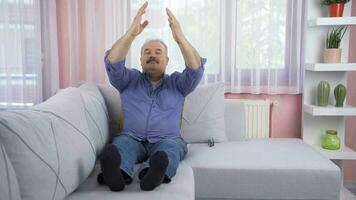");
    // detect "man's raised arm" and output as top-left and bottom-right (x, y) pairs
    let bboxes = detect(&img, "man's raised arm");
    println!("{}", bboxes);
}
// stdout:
(166, 8), (206, 96)
(108, 2), (149, 63)
(166, 8), (202, 70)
(105, 2), (149, 92)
